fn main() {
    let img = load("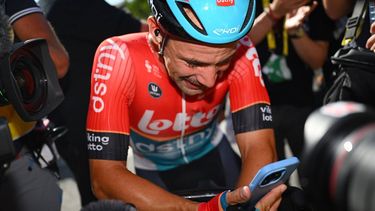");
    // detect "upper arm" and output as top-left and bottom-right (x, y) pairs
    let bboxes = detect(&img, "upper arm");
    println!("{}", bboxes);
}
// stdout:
(89, 159), (129, 198)
(236, 129), (276, 158)
(86, 37), (135, 161)
(228, 41), (272, 135)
